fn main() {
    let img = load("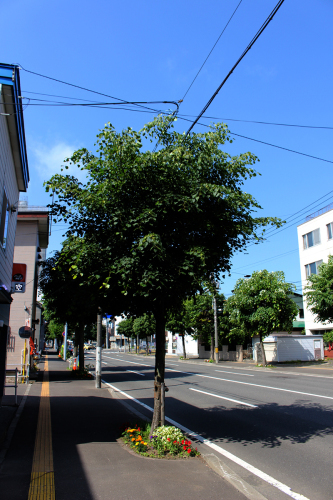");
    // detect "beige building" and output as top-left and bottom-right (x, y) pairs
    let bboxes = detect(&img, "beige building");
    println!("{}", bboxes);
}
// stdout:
(0, 64), (29, 401)
(7, 204), (49, 371)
